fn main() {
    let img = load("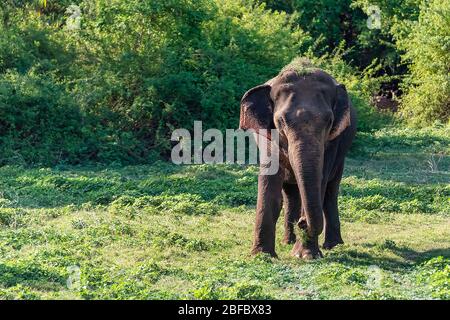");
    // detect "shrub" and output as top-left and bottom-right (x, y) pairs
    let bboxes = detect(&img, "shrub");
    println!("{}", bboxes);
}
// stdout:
(70, 0), (309, 158)
(263, 0), (354, 53)
(0, 1), (310, 164)
(397, 0), (450, 125)
(0, 70), (85, 165)
(1, 0), (446, 165)
(351, 0), (421, 72)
